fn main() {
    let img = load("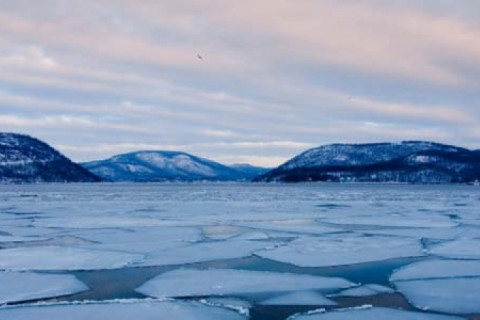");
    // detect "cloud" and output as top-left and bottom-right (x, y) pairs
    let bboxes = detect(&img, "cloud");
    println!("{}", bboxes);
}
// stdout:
(0, 114), (150, 133)
(202, 129), (237, 137)
(0, 1), (479, 166)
